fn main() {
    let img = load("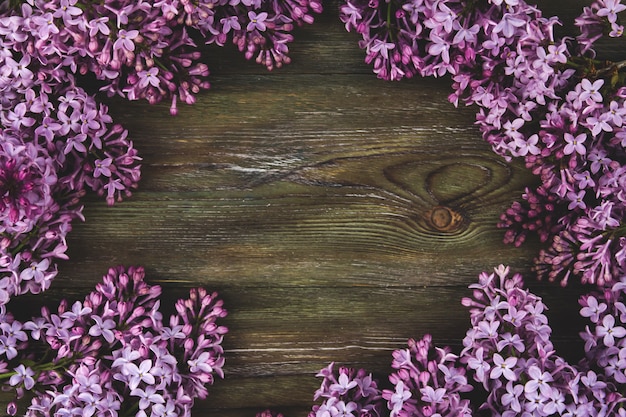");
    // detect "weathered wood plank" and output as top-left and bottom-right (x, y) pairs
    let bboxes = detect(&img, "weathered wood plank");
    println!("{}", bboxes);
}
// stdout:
(56, 73), (537, 290)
